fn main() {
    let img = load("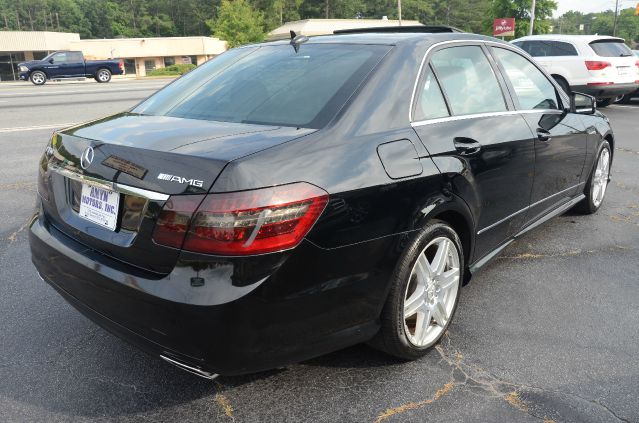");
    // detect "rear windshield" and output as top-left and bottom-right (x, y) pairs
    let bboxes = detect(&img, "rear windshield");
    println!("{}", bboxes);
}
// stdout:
(133, 44), (390, 129)
(589, 40), (633, 57)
